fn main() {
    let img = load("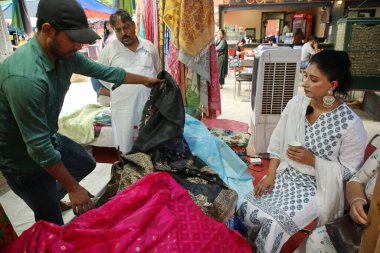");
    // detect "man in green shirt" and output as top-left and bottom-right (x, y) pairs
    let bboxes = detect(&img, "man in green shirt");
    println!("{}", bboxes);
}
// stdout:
(0, 0), (161, 225)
